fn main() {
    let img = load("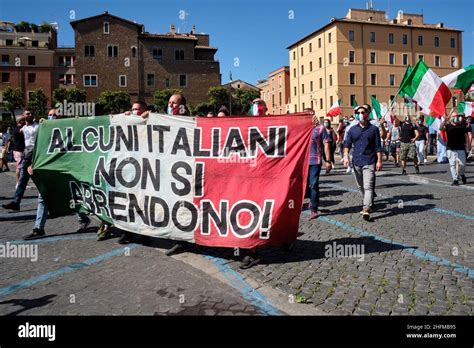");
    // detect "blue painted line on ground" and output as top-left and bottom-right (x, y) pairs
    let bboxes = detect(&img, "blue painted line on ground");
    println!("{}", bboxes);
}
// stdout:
(1, 235), (97, 244)
(320, 183), (474, 221)
(304, 211), (473, 279)
(204, 255), (282, 315)
(0, 244), (140, 296)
